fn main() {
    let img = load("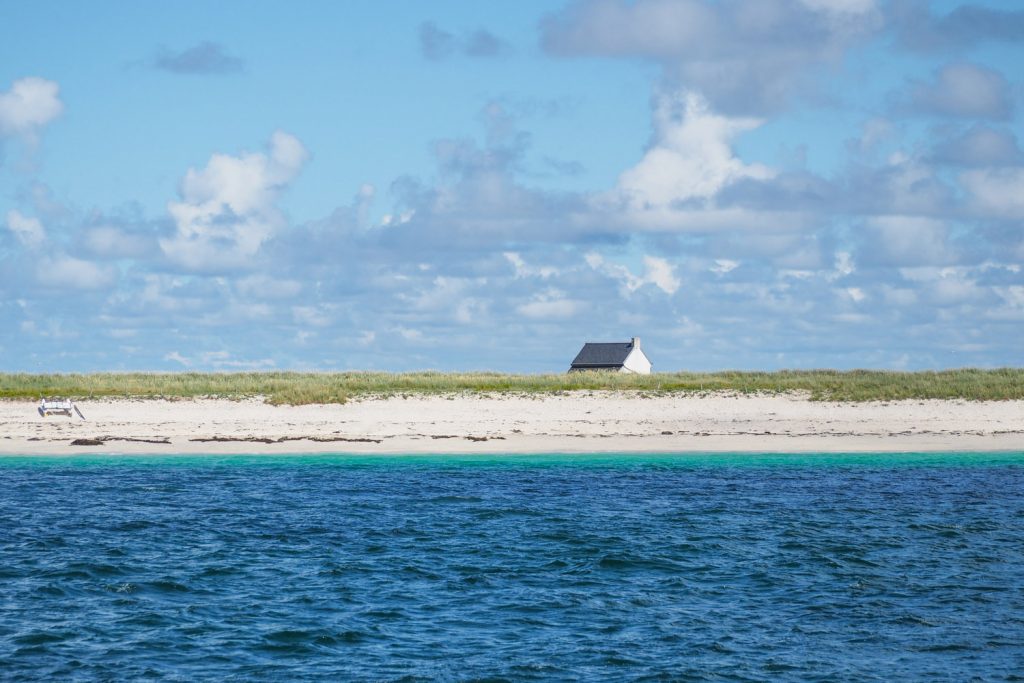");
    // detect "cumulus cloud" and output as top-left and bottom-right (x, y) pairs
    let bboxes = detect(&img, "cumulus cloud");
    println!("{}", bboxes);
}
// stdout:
(236, 274), (302, 300)
(960, 168), (1024, 220)
(36, 255), (114, 290)
(516, 289), (583, 319)
(419, 22), (511, 60)
(80, 224), (159, 260)
(164, 351), (191, 367)
(0, 77), (63, 141)
(578, 89), (800, 234)
(160, 131), (309, 271)
(800, 0), (877, 13)
(397, 276), (490, 325)
(905, 63), (1012, 120)
(586, 252), (680, 295)
(899, 266), (986, 307)
(541, 0), (882, 114)
(505, 252), (557, 279)
(992, 285), (1024, 320)
(894, 1), (1024, 51)
(613, 90), (773, 208)
(711, 259), (739, 275)
(840, 152), (955, 218)
(381, 112), (594, 248)
(930, 125), (1024, 167)
(861, 216), (958, 267)
(641, 256), (682, 294)
(152, 42), (244, 74)
(5, 210), (45, 248)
